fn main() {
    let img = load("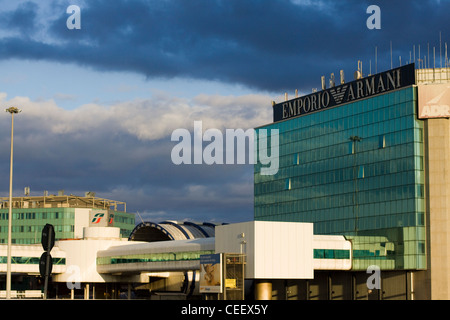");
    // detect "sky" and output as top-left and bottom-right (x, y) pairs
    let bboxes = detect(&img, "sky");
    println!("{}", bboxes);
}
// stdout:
(0, 0), (449, 225)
